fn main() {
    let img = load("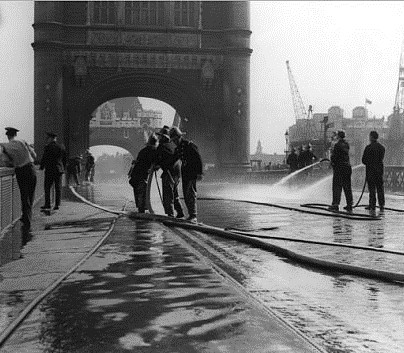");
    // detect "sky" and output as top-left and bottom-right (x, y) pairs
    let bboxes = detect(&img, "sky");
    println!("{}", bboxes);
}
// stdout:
(1, 1), (404, 156)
